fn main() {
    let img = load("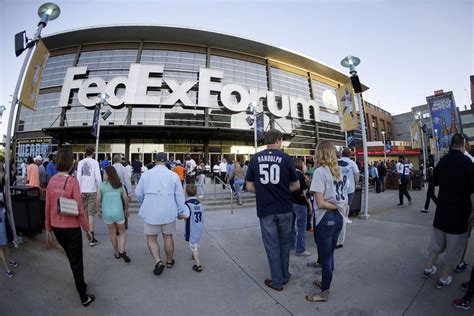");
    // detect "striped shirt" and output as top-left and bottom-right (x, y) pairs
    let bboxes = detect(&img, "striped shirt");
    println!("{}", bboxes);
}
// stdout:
(45, 174), (89, 232)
